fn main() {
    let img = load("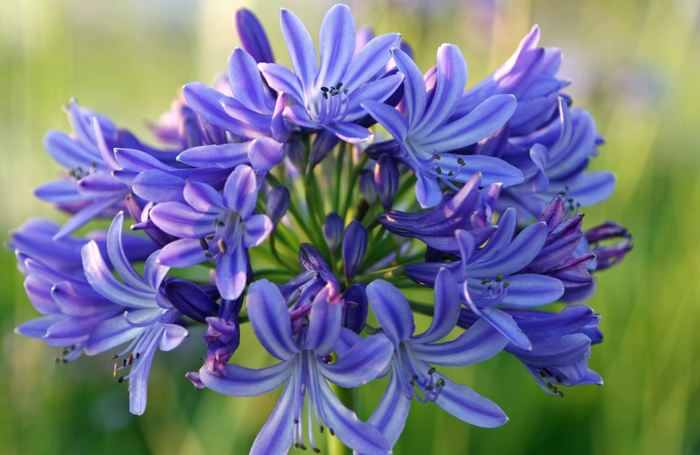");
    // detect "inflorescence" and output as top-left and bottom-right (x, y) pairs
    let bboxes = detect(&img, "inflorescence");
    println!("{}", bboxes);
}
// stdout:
(10, 4), (633, 454)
